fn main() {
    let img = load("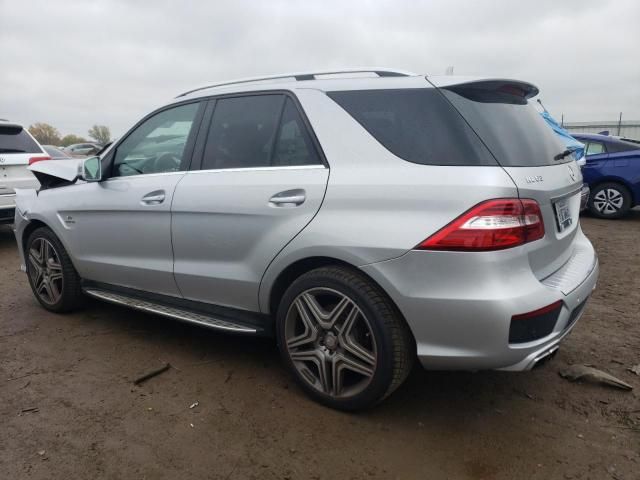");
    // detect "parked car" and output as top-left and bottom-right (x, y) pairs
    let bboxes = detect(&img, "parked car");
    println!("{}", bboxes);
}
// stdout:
(572, 133), (640, 218)
(538, 109), (589, 210)
(63, 143), (101, 157)
(0, 120), (50, 224)
(15, 70), (598, 410)
(42, 145), (74, 160)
